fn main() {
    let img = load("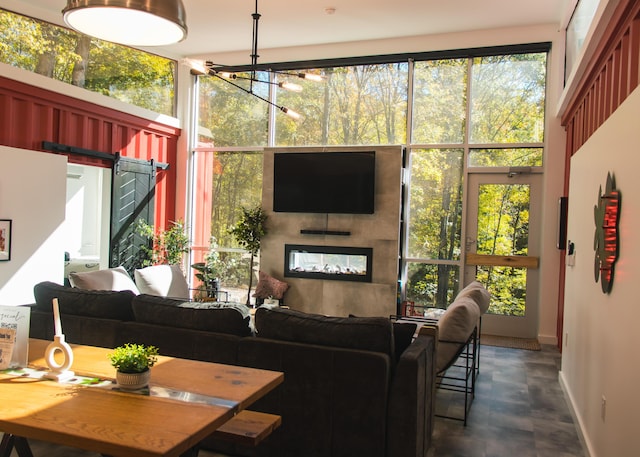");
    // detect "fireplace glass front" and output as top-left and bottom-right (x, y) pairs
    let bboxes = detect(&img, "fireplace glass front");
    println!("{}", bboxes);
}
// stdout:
(284, 244), (372, 282)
